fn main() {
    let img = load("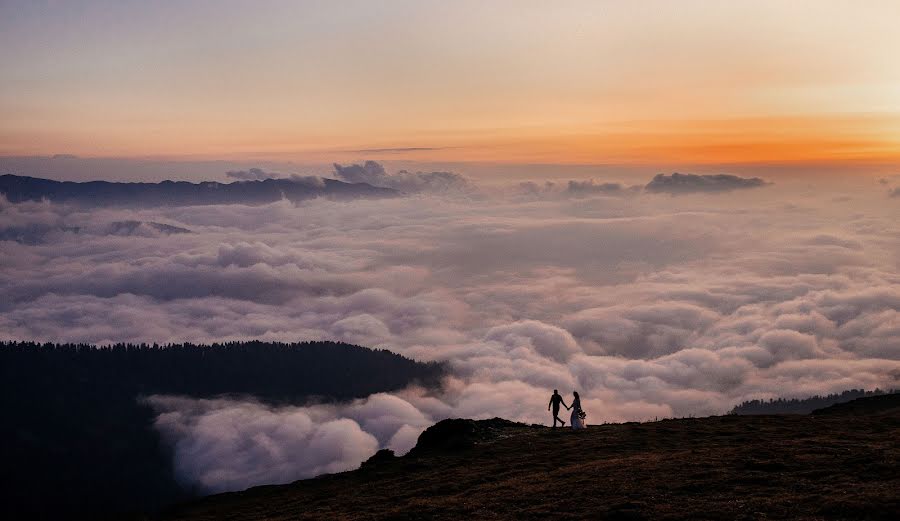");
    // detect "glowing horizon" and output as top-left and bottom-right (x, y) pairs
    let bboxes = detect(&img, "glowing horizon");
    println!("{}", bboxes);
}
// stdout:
(2, 1), (900, 167)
